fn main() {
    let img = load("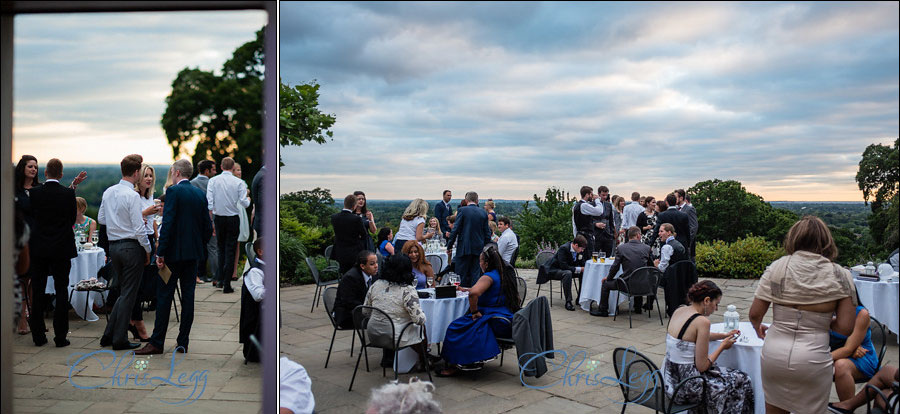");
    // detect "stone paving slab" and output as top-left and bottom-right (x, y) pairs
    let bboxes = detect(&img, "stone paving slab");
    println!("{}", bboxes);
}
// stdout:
(11, 279), (262, 413)
(281, 269), (899, 413)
